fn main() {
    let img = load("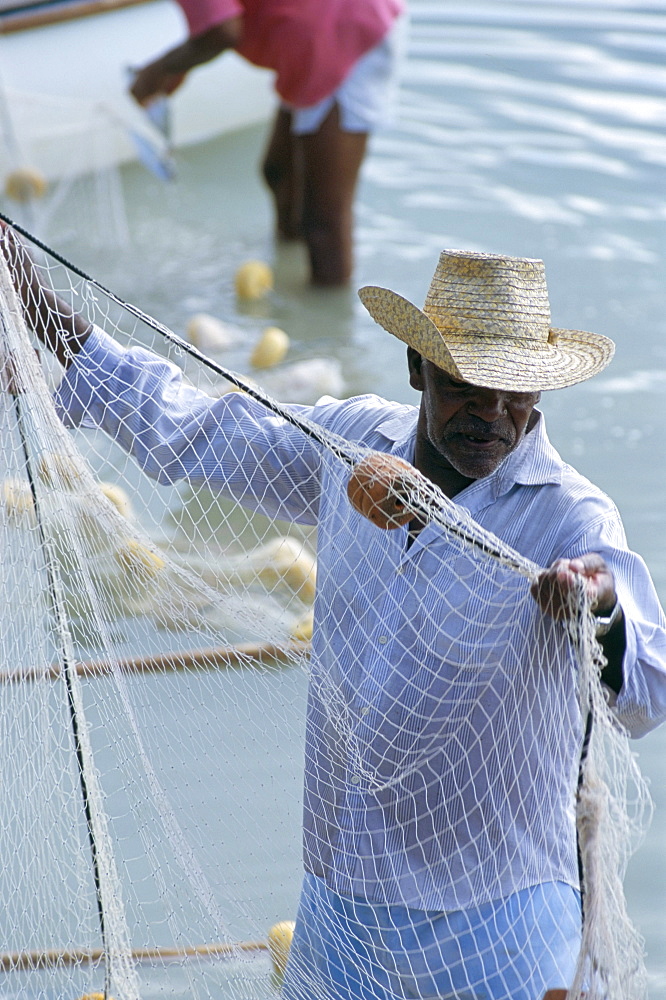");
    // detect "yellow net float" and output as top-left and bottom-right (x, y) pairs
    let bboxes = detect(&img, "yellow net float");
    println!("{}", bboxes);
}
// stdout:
(114, 538), (166, 582)
(37, 451), (84, 489)
(99, 482), (133, 520)
(250, 326), (290, 369)
(267, 919), (295, 979)
(234, 259), (274, 301)
(2, 477), (33, 521)
(4, 166), (48, 203)
(253, 536), (316, 602)
(291, 608), (314, 641)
